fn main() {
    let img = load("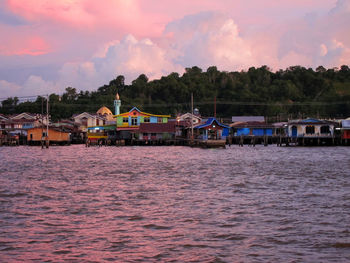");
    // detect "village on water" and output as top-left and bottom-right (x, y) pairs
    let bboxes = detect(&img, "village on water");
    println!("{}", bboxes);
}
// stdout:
(1, 92), (350, 148)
